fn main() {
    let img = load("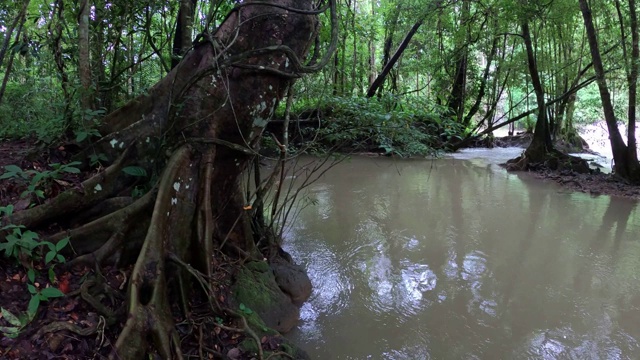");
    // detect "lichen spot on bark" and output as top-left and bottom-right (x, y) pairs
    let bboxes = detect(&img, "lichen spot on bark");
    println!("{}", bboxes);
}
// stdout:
(173, 182), (181, 192)
(269, 85), (273, 91)
(110, 139), (118, 148)
(145, 137), (150, 143)
(171, 197), (177, 205)
(118, 142), (124, 149)
(93, 184), (102, 193)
